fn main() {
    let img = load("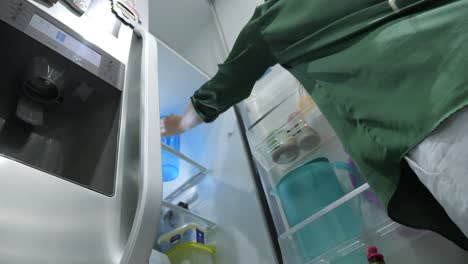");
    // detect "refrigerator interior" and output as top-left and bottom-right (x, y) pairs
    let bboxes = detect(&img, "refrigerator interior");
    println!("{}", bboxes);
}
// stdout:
(154, 42), (277, 264)
(149, 0), (468, 263)
(239, 65), (468, 264)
